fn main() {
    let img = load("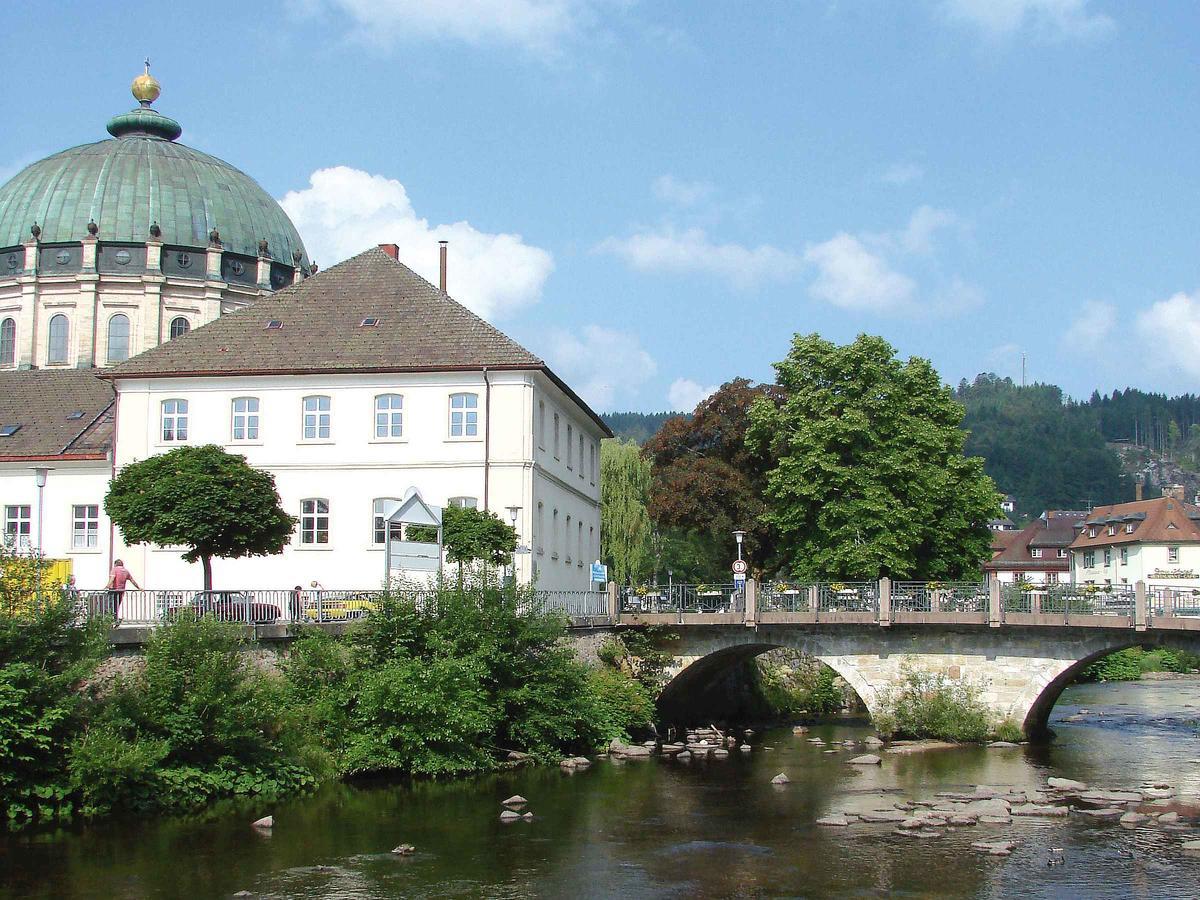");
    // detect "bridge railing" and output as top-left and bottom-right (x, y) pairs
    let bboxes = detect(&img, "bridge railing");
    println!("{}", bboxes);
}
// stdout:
(892, 582), (988, 614)
(620, 584), (745, 615)
(1148, 586), (1200, 620)
(817, 582), (878, 614)
(1000, 583), (1136, 619)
